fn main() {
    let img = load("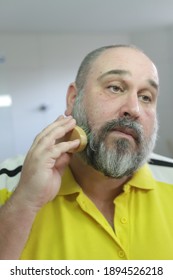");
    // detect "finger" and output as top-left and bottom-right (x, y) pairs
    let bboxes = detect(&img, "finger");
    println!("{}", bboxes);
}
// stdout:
(34, 115), (73, 145)
(32, 116), (75, 148)
(39, 139), (80, 165)
(35, 118), (77, 152)
(54, 153), (72, 176)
